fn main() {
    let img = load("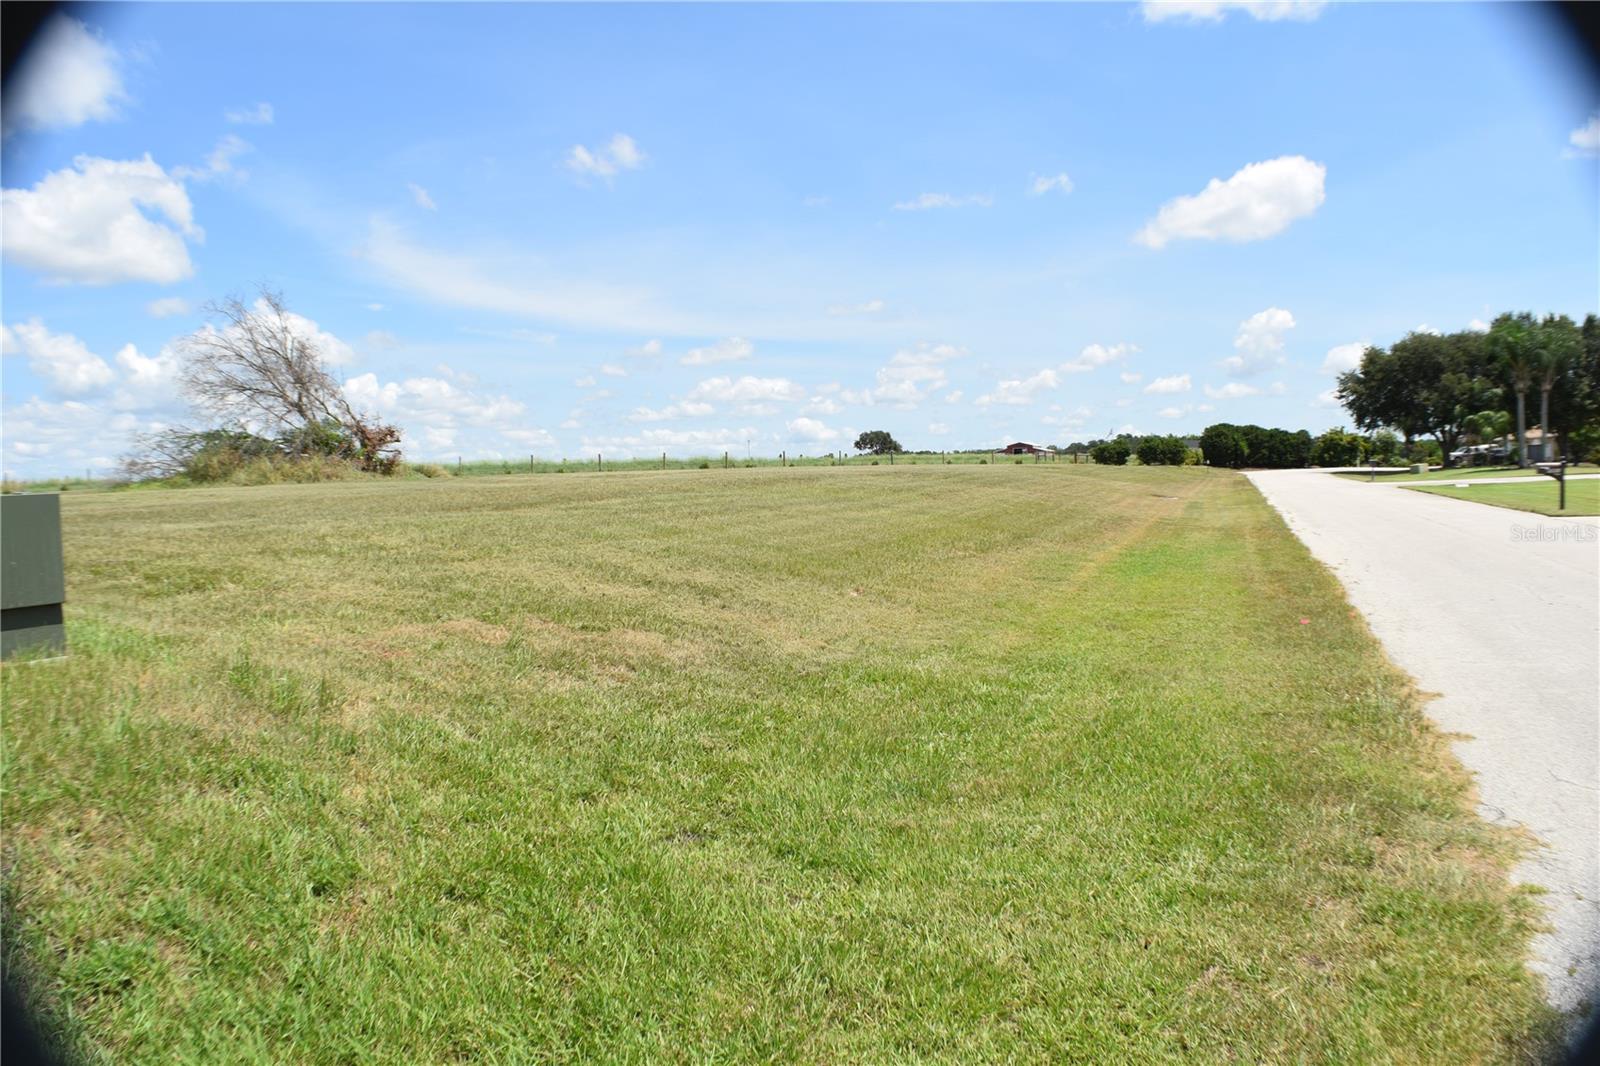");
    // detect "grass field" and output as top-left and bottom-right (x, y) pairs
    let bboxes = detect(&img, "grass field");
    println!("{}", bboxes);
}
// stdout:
(1, 465), (1557, 1062)
(1403, 477), (1600, 517)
